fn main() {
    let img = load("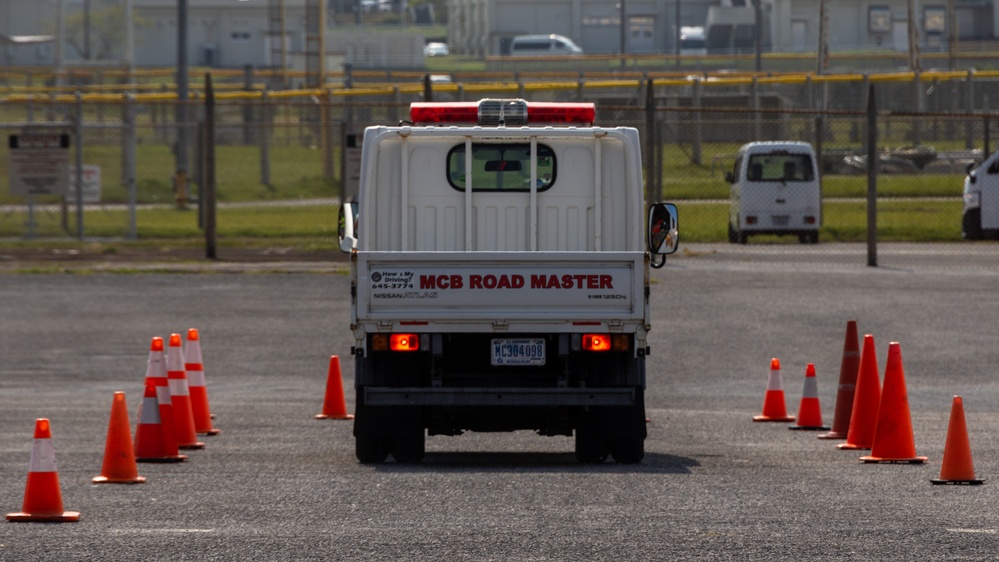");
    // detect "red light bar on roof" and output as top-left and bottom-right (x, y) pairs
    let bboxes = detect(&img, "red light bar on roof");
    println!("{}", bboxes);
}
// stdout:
(410, 99), (595, 126)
